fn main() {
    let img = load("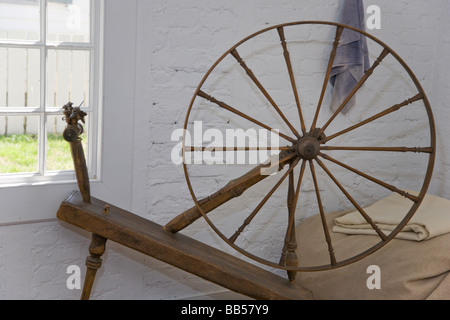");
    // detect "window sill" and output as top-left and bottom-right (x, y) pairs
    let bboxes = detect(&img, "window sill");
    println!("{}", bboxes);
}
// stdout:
(0, 171), (99, 189)
(0, 174), (102, 224)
